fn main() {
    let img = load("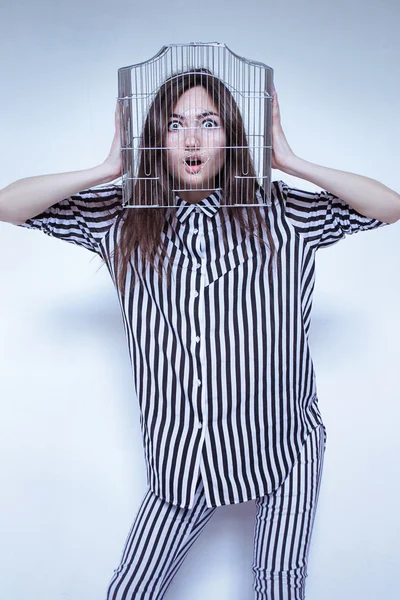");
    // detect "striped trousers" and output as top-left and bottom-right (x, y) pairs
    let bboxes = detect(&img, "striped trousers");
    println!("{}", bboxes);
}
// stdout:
(106, 425), (325, 600)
